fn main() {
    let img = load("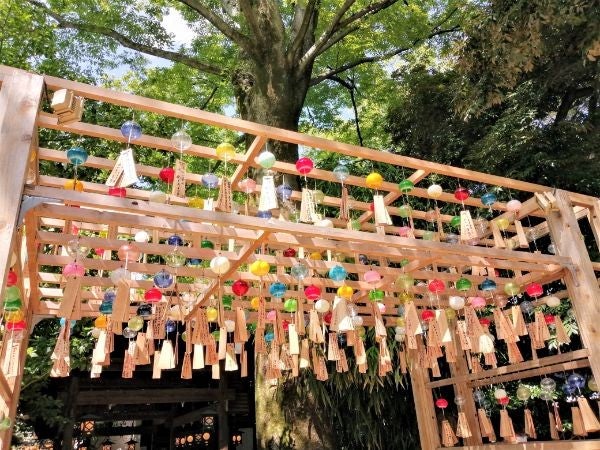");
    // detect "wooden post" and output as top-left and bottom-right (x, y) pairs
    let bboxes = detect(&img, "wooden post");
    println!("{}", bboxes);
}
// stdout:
(546, 190), (600, 380)
(410, 367), (440, 450)
(449, 353), (482, 445)
(0, 70), (43, 449)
